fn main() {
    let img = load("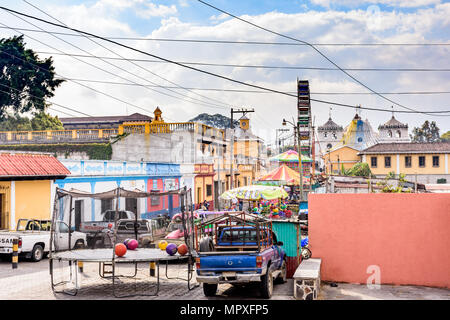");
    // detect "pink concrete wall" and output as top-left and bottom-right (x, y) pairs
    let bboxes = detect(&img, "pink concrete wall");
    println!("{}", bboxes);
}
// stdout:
(309, 193), (450, 288)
